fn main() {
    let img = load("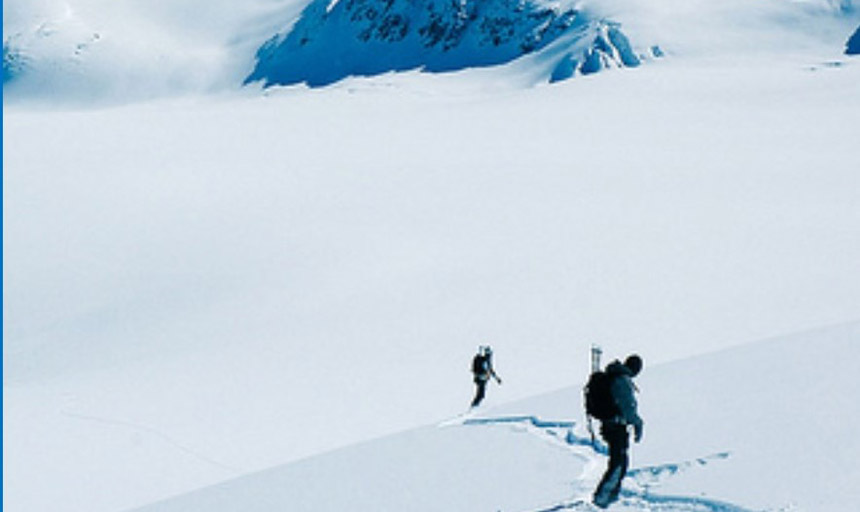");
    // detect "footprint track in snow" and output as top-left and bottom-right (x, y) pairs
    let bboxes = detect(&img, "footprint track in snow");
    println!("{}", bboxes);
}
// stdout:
(457, 414), (756, 512)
